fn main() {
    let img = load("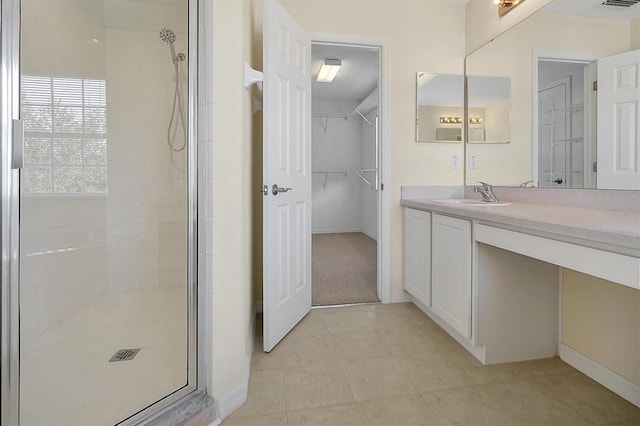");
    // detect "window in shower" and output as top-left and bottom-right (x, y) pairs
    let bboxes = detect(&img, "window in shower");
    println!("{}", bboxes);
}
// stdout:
(21, 75), (107, 193)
